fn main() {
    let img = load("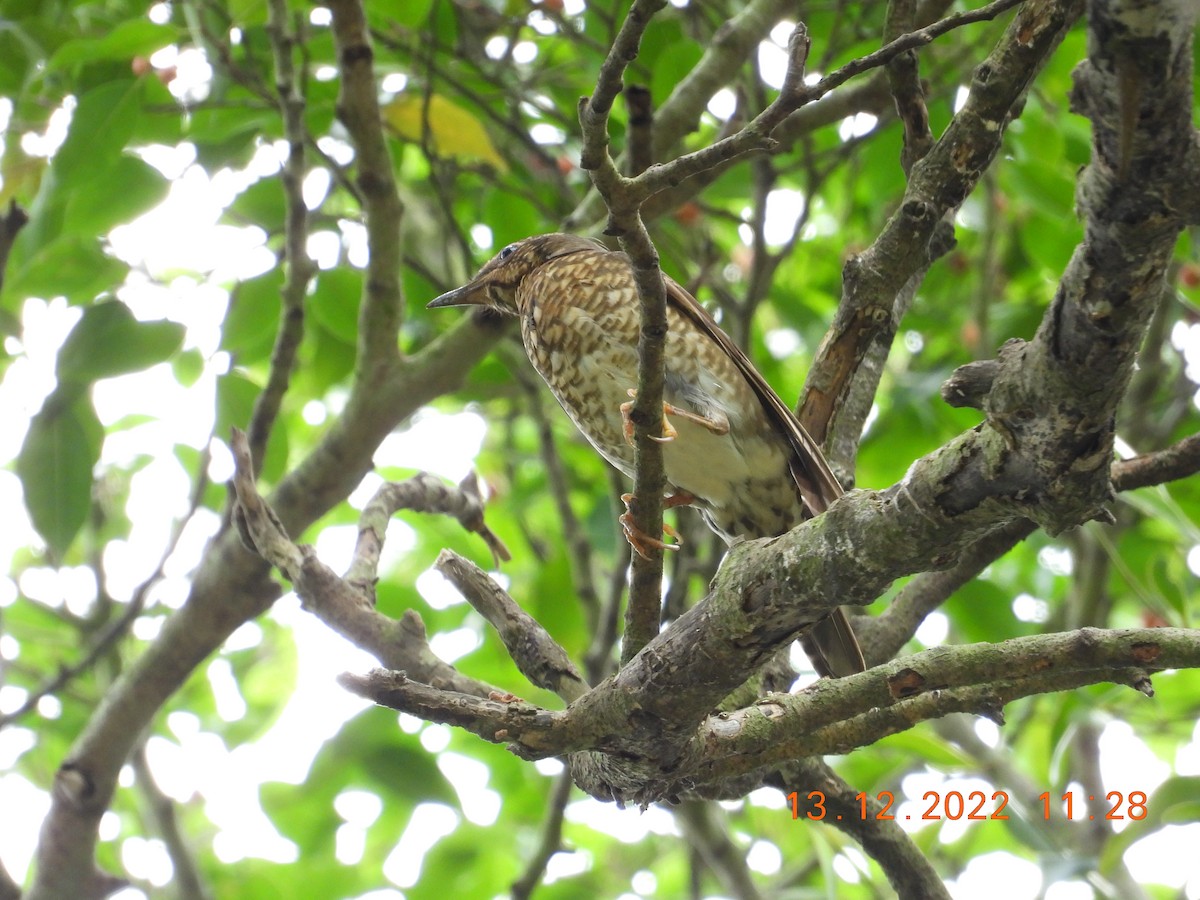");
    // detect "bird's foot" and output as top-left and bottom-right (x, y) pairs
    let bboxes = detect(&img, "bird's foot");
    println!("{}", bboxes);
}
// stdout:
(662, 490), (696, 510)
(621, 392), (678, 446)
(621, 389), (728, 446)
(619, 492), (693, 559)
